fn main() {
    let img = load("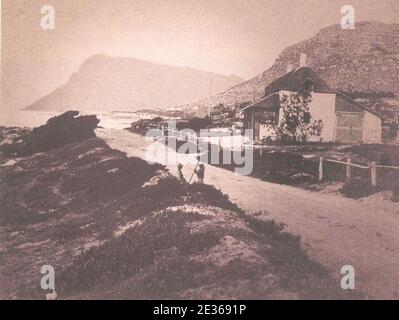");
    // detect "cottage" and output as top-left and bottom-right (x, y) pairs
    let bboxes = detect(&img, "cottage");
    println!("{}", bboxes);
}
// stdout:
(243, 54), (382, 144)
